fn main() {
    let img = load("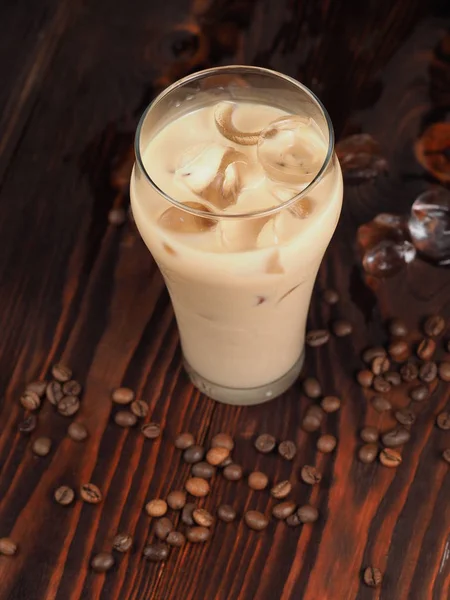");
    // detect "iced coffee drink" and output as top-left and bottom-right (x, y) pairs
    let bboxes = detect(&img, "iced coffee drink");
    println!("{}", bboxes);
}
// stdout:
(131, 66), (342, 405)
